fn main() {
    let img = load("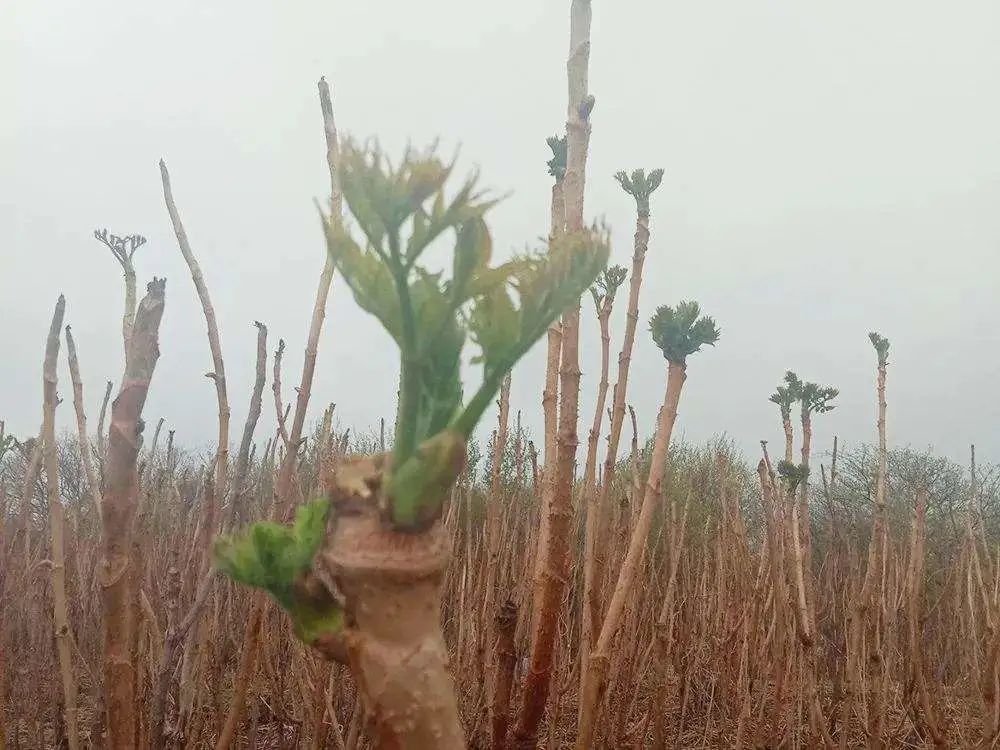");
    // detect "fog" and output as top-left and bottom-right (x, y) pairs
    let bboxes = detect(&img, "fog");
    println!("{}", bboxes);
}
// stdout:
(3, 0), (999, 465)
